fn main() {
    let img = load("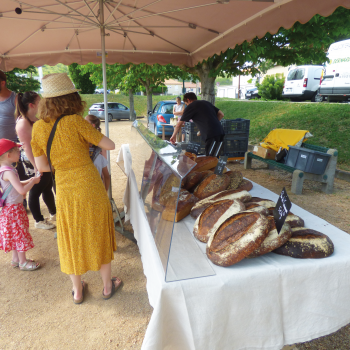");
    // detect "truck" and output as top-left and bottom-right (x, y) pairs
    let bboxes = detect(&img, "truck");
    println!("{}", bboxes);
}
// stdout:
(318, 39), (350, 102)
